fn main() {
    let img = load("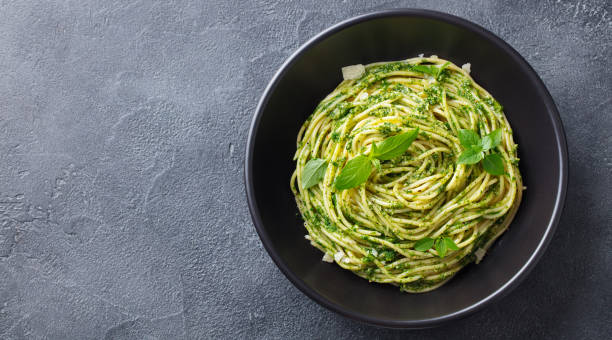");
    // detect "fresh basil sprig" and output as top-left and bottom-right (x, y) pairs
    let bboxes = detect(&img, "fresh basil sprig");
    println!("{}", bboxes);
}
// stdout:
(334, 155), (372, 190)
(372, 128), (419, 160)
(301, 158), (328, 189)
(334, 128), (419, 190)
(481, 153), (504, 175)
(412, 61), (450, 80)
(414, 236), (459, 258)
(481, 128), (502, 151)
(456, 128), (505, 175)
(414, 237), (435, 251)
